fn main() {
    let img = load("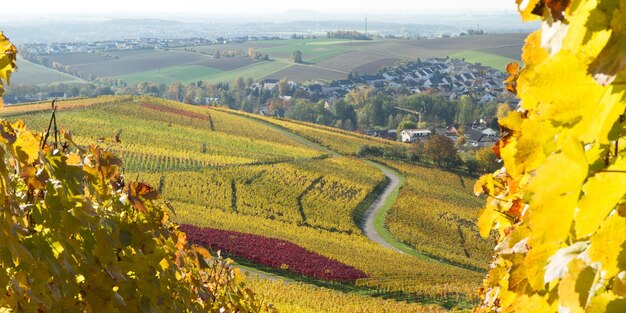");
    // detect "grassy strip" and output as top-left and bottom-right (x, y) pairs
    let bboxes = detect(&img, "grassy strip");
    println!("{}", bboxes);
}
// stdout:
(368, 160), (486, 273)
(366, 162), (431, 260)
